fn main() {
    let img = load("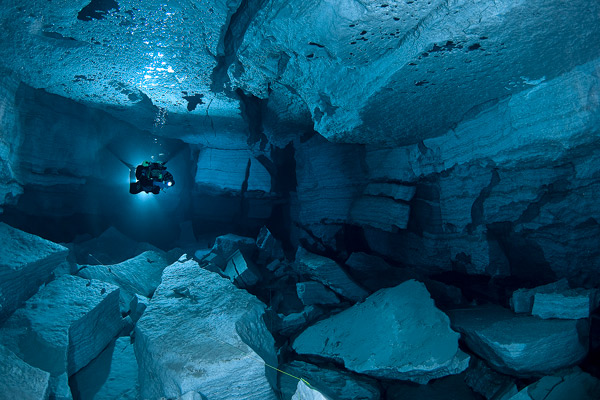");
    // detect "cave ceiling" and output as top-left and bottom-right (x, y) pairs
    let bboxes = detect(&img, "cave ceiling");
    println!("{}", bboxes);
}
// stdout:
(1, 0), (599, 145)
